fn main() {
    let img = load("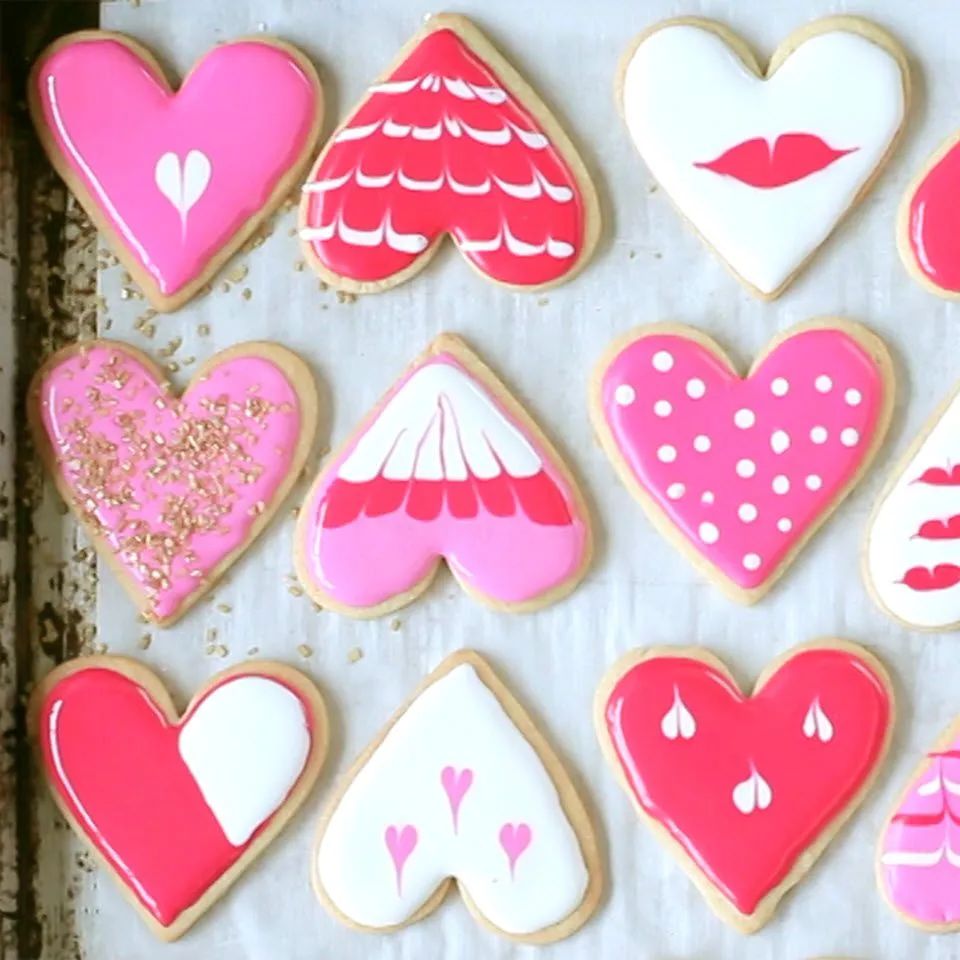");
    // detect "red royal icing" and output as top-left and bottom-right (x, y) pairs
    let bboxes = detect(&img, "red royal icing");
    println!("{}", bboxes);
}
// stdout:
(36, 666), (316, 928)
(597, 326), (886, 592)
(300, 25), (585, 288)
(905, 137), (960, 294)
(601, 647), (891, 917)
